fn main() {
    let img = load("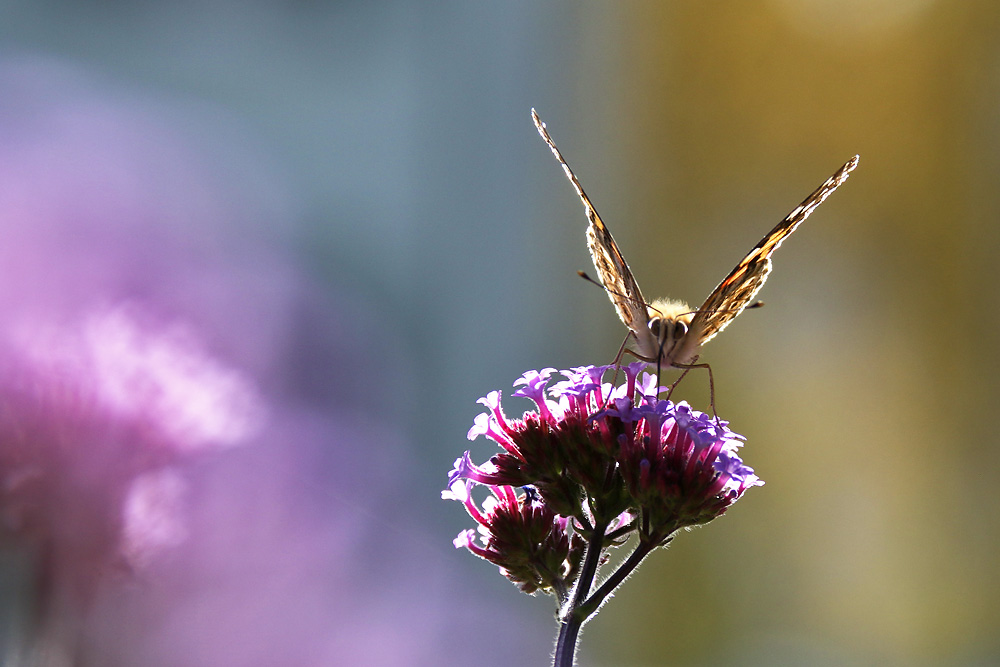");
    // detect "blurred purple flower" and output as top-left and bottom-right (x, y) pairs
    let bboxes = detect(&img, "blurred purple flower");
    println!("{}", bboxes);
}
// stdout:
(0, 59), (285, 664)
(0, 58), (547, 667)
(0, 303), (264, 580)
